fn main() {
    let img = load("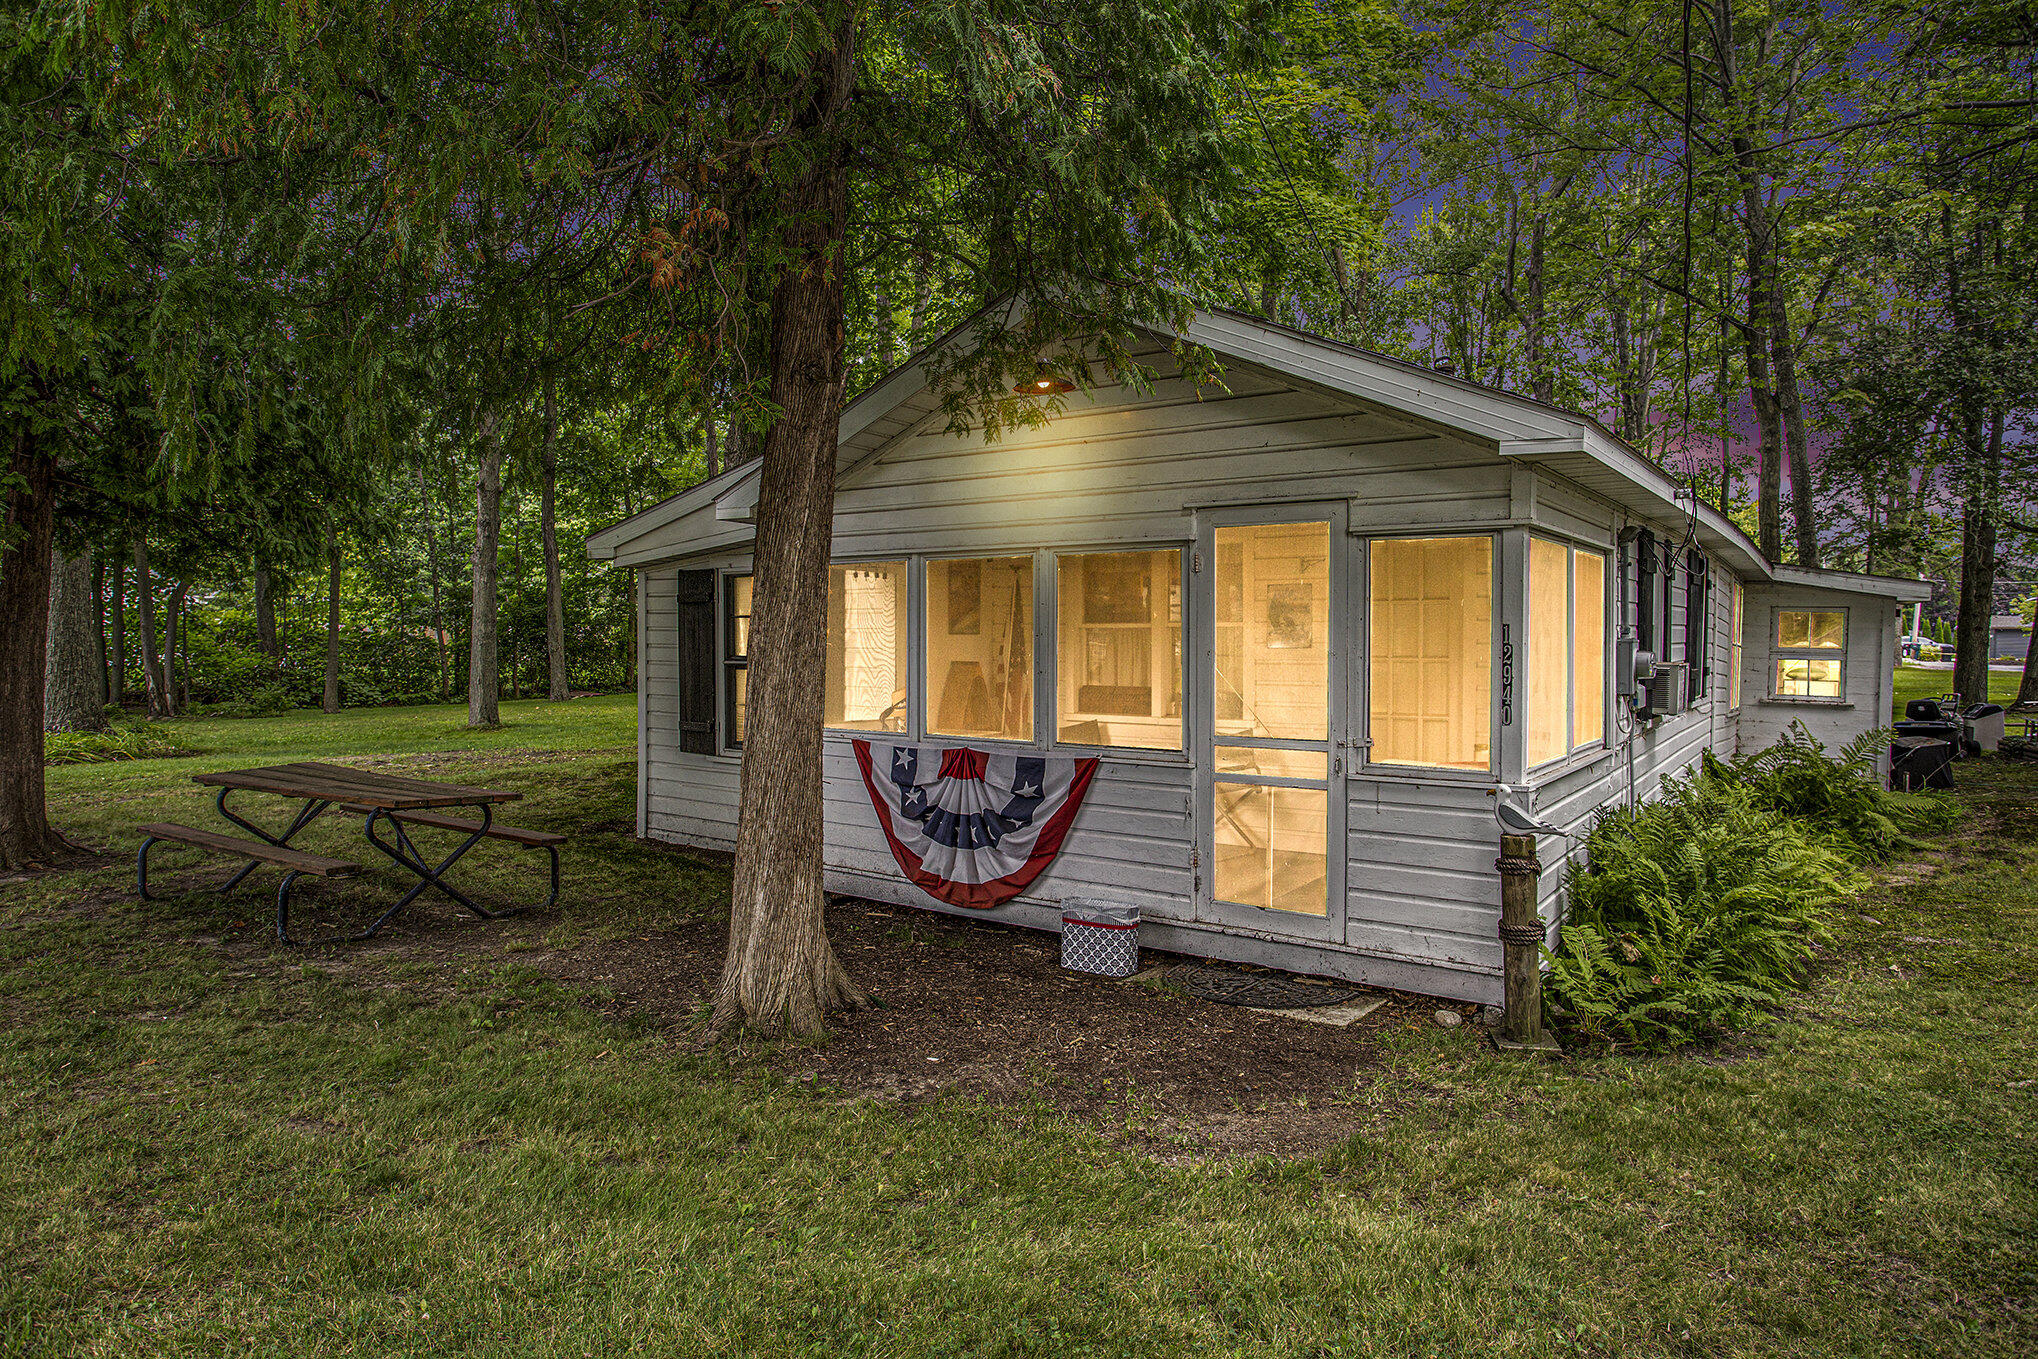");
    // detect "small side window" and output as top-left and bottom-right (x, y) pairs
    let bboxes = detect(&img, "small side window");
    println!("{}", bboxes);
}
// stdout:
(1769, 608), (1845, 700)
(724, 574), (752, 747)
